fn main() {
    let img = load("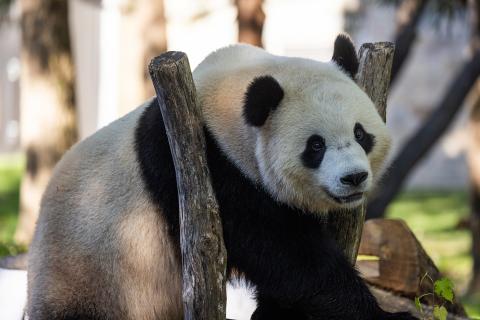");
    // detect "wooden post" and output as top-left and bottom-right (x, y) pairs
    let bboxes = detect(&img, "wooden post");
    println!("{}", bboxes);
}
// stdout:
(327, 42), (394, 264)
(148, 52), (227, 320)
